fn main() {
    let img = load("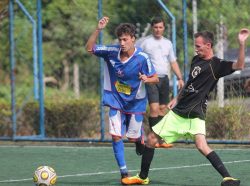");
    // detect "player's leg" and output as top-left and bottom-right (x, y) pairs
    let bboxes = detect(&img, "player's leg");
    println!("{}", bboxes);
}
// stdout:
(195, 134), (240, 186)
(146, 82), (171, 149)
(158, 75), (170, 117)
(122, 111), (175, 185)
(155, 76), (173, 148)
(146, 82), (160, 129)
(109, 108), (128, 179)
(134, 132), (145, 156)
(148, 102), (160, 129)
(122, 131), (159, 185)
(112, 136), (128, 178)
(139, 132), (159, 178)
(134, 83), (159, 156)
(126, 113), (145, 156)
(124, 113), (160, 185)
